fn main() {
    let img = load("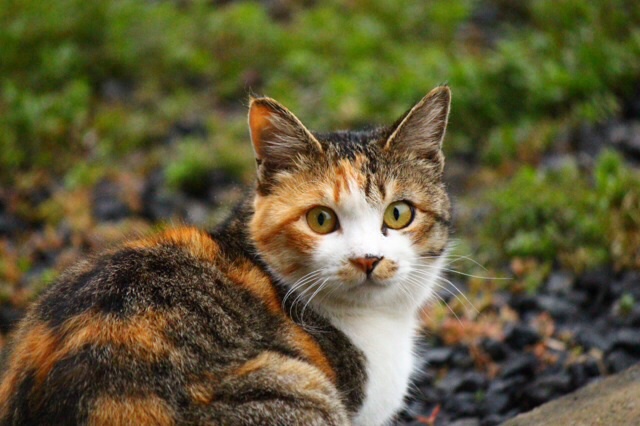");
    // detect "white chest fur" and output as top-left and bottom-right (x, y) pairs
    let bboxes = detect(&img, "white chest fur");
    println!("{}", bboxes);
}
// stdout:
(329, 309), (419, 426)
